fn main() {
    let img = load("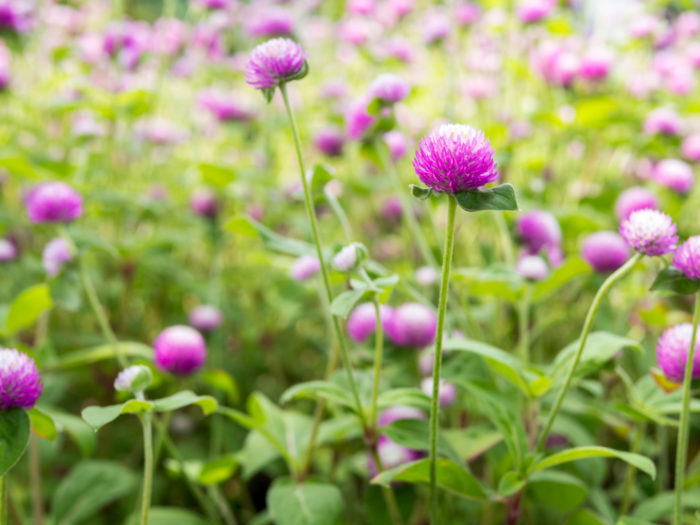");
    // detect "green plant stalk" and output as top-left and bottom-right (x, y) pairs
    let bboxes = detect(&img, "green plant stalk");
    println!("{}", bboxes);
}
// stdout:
(518, 285), (532, 367)
(279, 84), (365, 425)
(137, 390), (154, 525)
(28, 434), (43, 525)
(0, 475), (6, 525)
(620, 423), (645, 515)
(368, 297), (384, 429)
(673, 292), (700, 525)
(429, 195), (457, 523)
(370, 448), (403, 525)
(536, 253), (642, 452)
